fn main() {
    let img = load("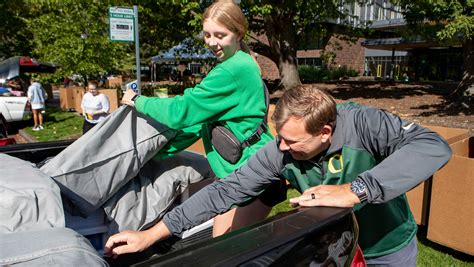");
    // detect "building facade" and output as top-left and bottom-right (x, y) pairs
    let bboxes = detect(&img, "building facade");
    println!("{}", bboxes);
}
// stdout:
(256, 0), (463, 82)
